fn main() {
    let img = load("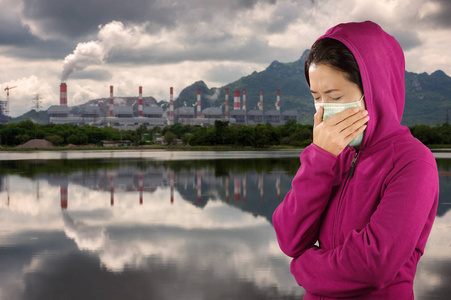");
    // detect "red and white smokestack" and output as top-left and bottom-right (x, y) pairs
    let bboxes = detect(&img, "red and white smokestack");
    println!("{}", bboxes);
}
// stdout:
(110, 174), (114, 206)
(259, 89), (263, 110)
(234, 90), (240, 110)
(225, 88), (229, 119)
(234, 177), (241, 201)
(109, 86), (114, 117)
(60, 83), (67, 106)
(276, 89), (280, 111)
(170, 172), (174, 204)
(170, 87), (174, 118)
(139, 173), (143, 205)
(259, 174), (264, 202)
(242, 88), (246, 111)
(60, 184), (68, 209)
(197, 172), (201, 203)
(225, 176), (229, 202)
(6, 176), (9, 207)
(243, 176), (247, 203)
(197, 88), (201, 118)
(139, 86), (143, 117)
